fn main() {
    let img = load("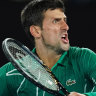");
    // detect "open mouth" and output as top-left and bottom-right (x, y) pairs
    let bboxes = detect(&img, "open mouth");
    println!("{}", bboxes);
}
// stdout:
(61, 34), (69, 44)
